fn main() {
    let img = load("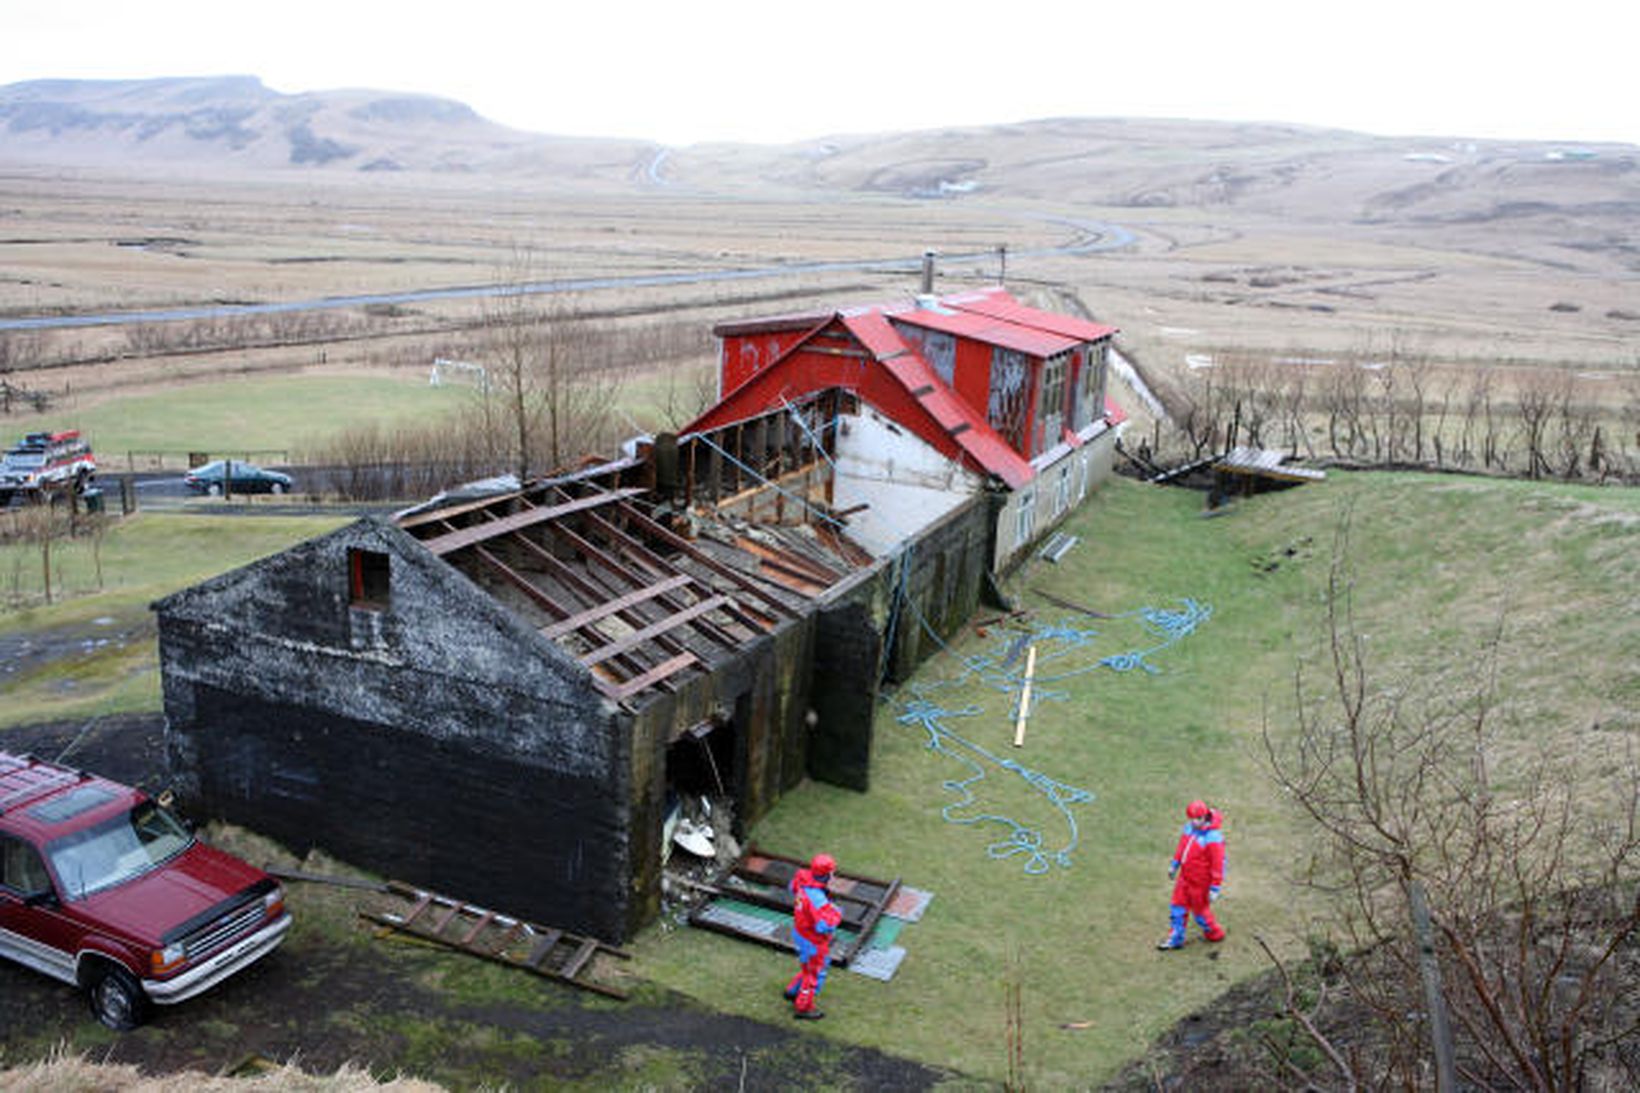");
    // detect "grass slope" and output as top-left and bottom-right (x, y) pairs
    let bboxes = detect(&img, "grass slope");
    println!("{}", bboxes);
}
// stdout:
(1, 471), (1633, 1086)
(634, 471), (1640, 1087)
(0, 512), (349, 728)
